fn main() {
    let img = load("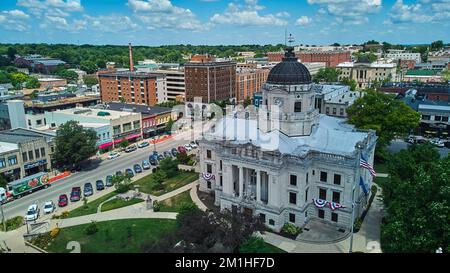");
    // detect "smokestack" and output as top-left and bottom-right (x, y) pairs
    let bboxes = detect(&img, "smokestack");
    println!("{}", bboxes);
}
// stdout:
(129, 43), (134, 72)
